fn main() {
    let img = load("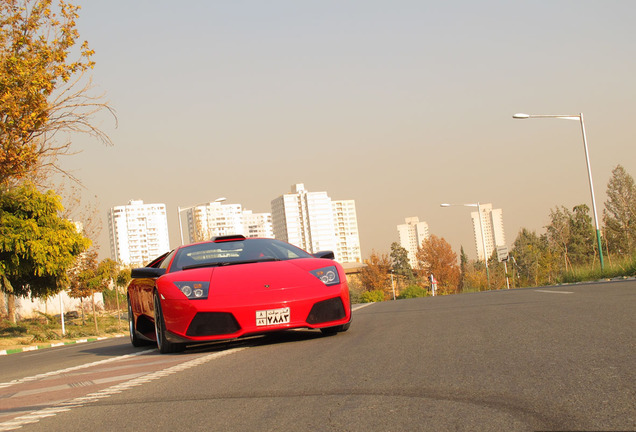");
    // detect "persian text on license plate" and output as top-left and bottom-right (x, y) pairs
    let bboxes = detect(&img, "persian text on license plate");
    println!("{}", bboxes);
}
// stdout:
(256, 307), (291, 326)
